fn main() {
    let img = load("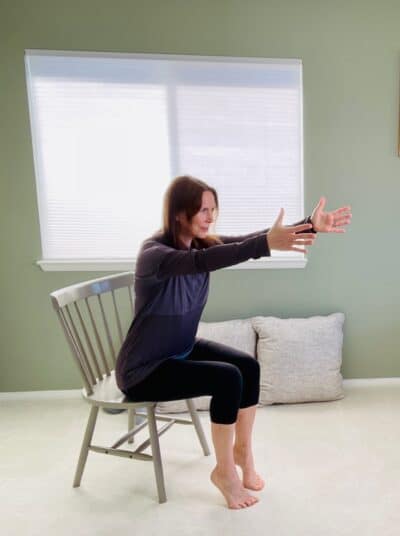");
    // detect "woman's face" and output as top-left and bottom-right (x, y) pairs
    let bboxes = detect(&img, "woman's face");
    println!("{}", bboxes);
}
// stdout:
(177, 190), (217, 246)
